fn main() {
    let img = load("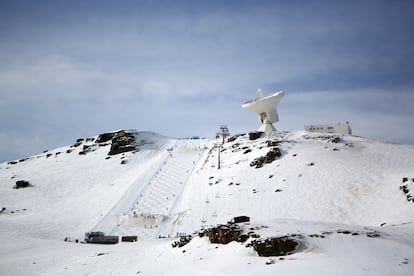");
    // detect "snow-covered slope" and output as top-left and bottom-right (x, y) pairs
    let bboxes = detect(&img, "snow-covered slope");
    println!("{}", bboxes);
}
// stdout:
(163, 131), (414, 236)
(0, 129), (413, 275)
